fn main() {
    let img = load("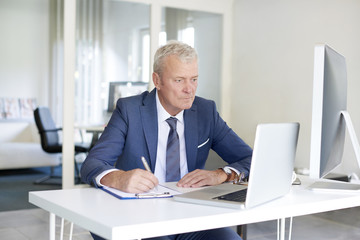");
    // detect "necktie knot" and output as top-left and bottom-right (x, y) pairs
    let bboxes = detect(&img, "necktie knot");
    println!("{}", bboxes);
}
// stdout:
(166, 117), (177, 130)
